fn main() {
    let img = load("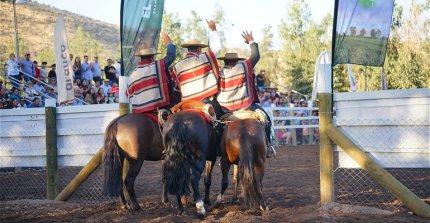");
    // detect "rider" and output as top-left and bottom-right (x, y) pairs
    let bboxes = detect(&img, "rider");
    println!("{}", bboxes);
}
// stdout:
(216, 31), (276, 157)
(172, 20), (224, 119)
(127, 32), (177, 114)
